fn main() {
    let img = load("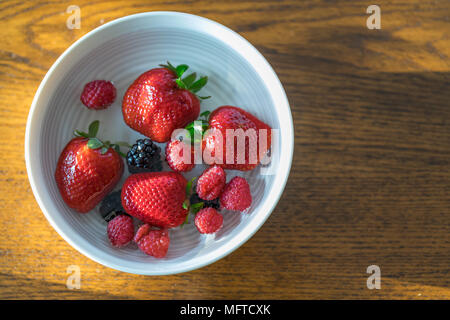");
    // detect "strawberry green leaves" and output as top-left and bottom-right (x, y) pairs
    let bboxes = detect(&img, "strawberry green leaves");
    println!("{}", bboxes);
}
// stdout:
(199, 110), (211, 119)
(190, 202), (204, 214)
(160, 61), (211, 100)
(73, 120), (130, 157)
(189, 77), (208, 93)
(182, 72), (197, 88)
(181, 177), (206, 227)
(88, 120), (99, 137)
(175, 64), (189, 77)
(185, 110), (211, 144)
(185, 177), (196, 197)
(87, 138), (103, 149)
